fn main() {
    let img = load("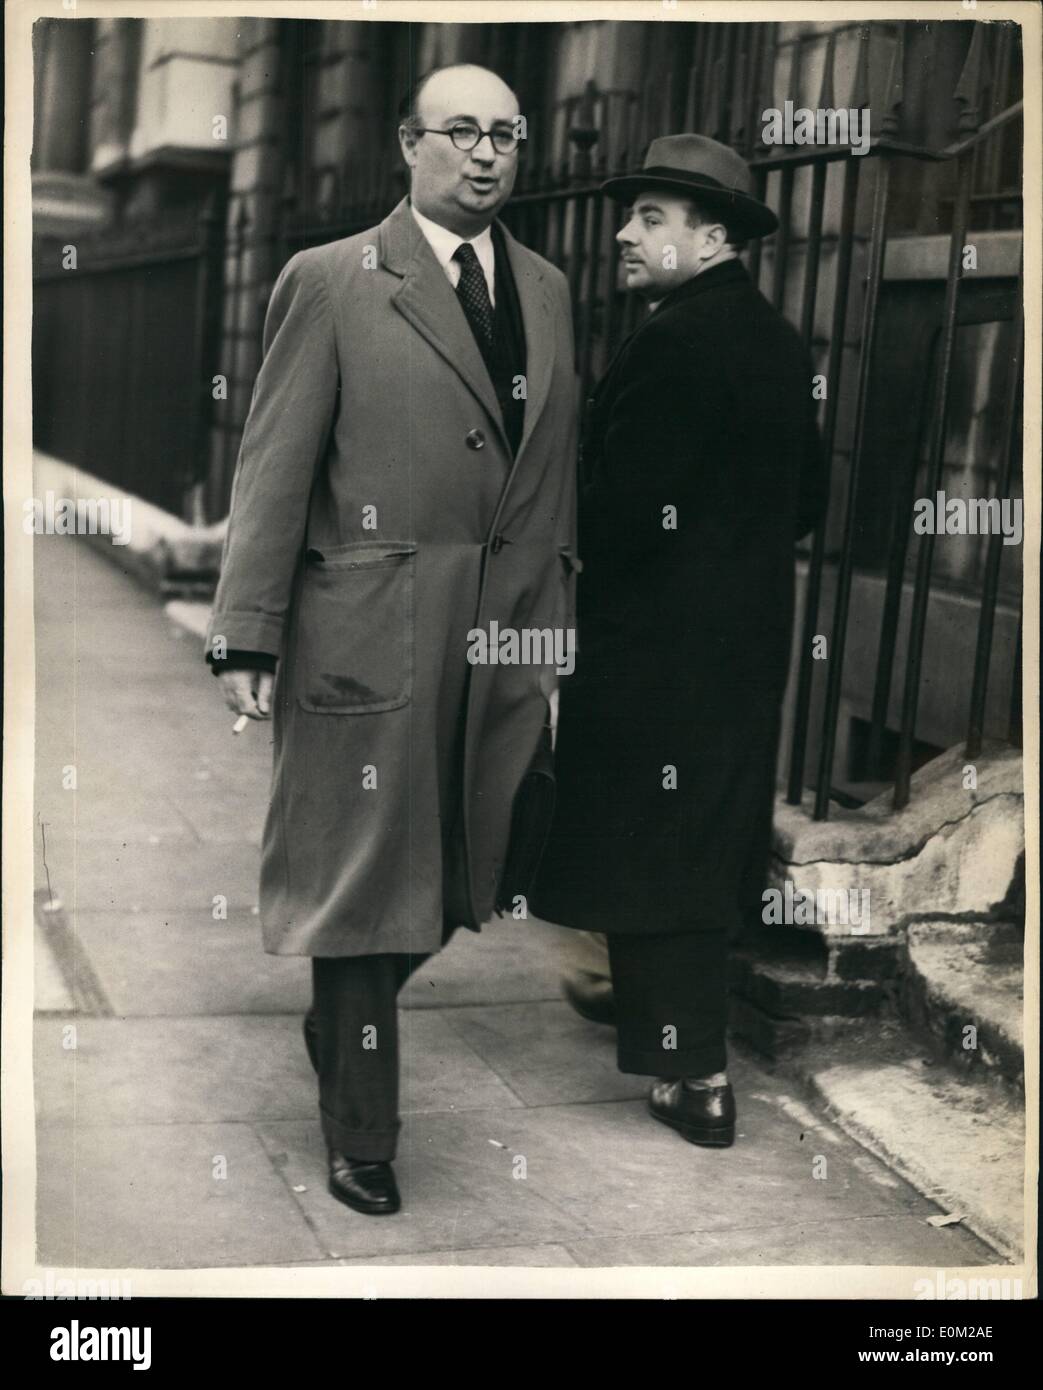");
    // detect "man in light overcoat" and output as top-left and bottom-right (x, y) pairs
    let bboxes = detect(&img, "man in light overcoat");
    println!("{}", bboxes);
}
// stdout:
(208, 64), (578, 1214)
